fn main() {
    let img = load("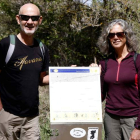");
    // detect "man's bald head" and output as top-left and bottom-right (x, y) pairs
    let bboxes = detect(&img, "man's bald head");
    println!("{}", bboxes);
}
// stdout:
(16, 3), (42, 36)
(19, 3), (40, 15)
